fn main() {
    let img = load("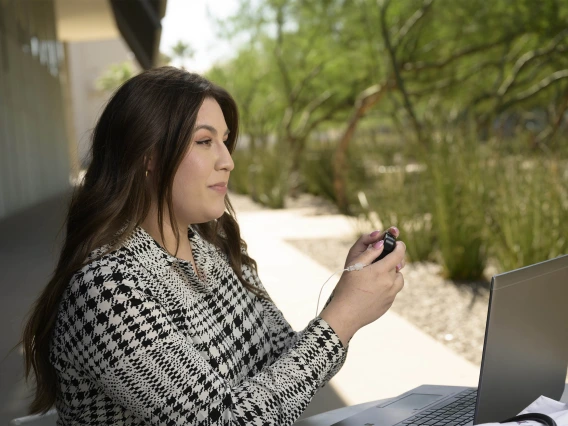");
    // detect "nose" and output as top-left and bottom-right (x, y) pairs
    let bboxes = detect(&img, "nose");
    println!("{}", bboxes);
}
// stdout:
(217, 141), (234, 172)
